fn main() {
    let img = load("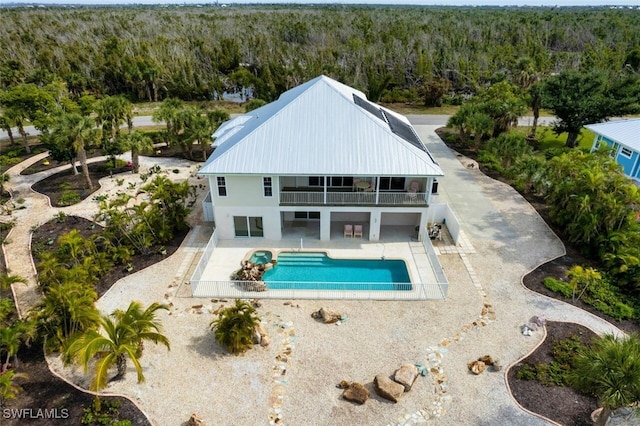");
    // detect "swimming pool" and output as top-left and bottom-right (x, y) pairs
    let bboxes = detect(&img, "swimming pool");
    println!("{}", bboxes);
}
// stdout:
(248, 250), (273, 265)
(262, 252), (411, 291)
